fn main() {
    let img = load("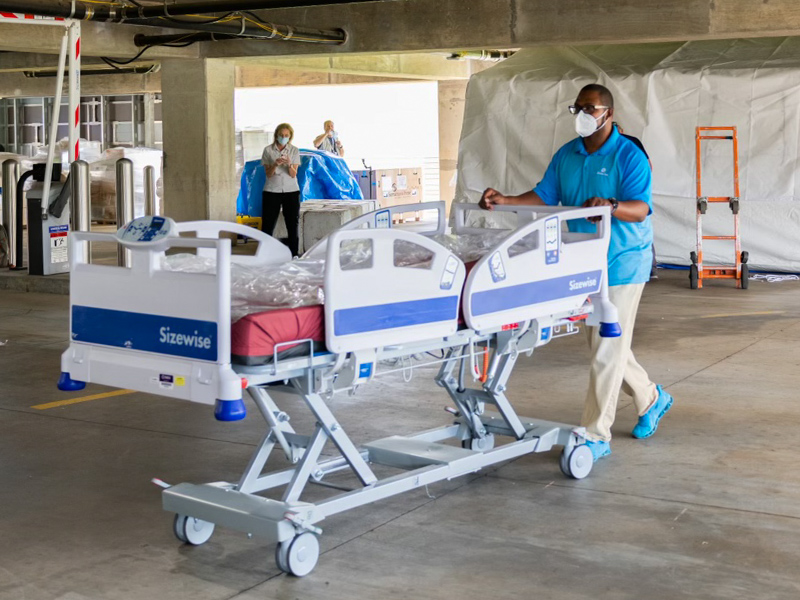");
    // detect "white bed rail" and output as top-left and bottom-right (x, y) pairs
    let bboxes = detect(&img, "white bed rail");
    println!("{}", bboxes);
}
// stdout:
(59, 229), (244, 419)
(303, 201), (447, 259)
(463, 204), (620, 335)
(323, 227), (465, 355)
